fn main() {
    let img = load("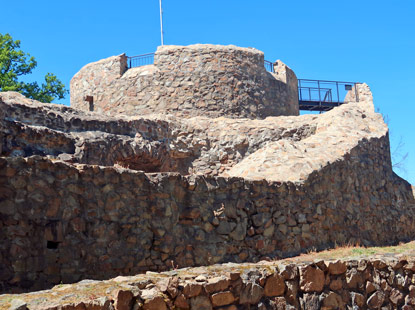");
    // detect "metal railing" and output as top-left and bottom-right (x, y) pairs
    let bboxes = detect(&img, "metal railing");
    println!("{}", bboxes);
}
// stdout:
(298, 79), (360, 111)
(127, 53), (155, 68)
(264, 60), (274, 73)
(127, 52), (275, 72)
